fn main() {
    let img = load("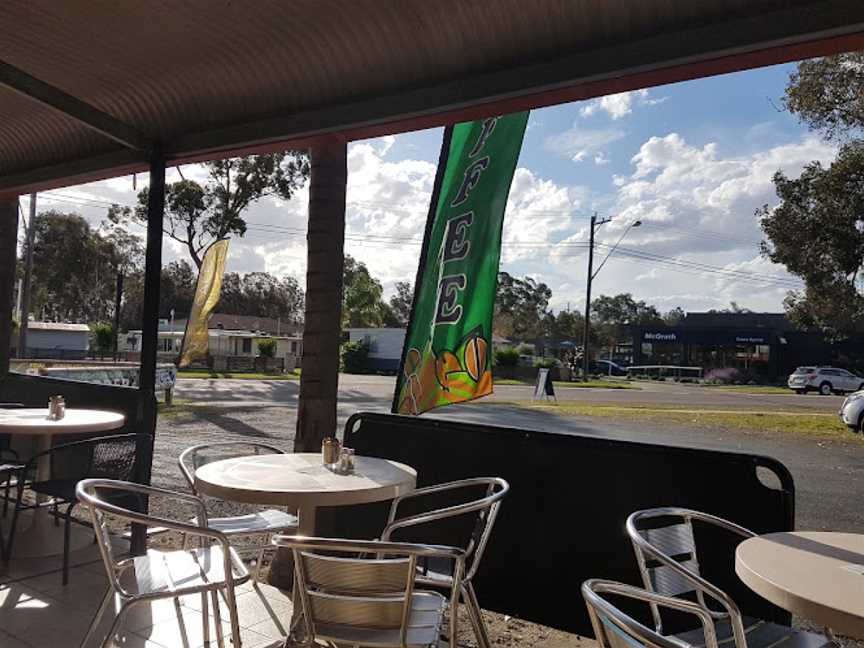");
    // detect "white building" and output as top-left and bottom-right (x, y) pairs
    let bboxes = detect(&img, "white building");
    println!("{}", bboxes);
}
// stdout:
(18, 321), (91, 358)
